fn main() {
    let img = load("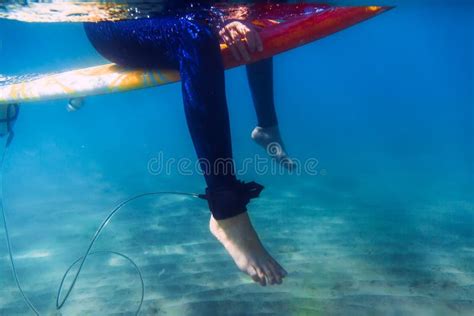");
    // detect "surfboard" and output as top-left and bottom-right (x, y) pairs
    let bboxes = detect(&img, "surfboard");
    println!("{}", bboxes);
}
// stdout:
(0, 4), (392, 105)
